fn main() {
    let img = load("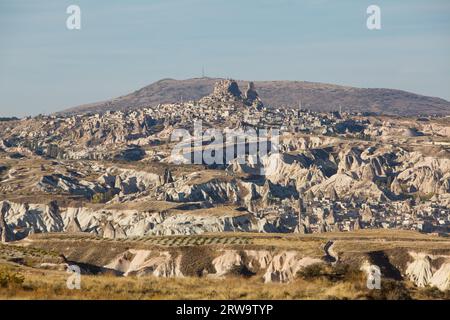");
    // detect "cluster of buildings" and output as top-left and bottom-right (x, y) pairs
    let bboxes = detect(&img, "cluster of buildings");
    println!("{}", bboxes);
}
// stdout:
(136, 101), (369, 138)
